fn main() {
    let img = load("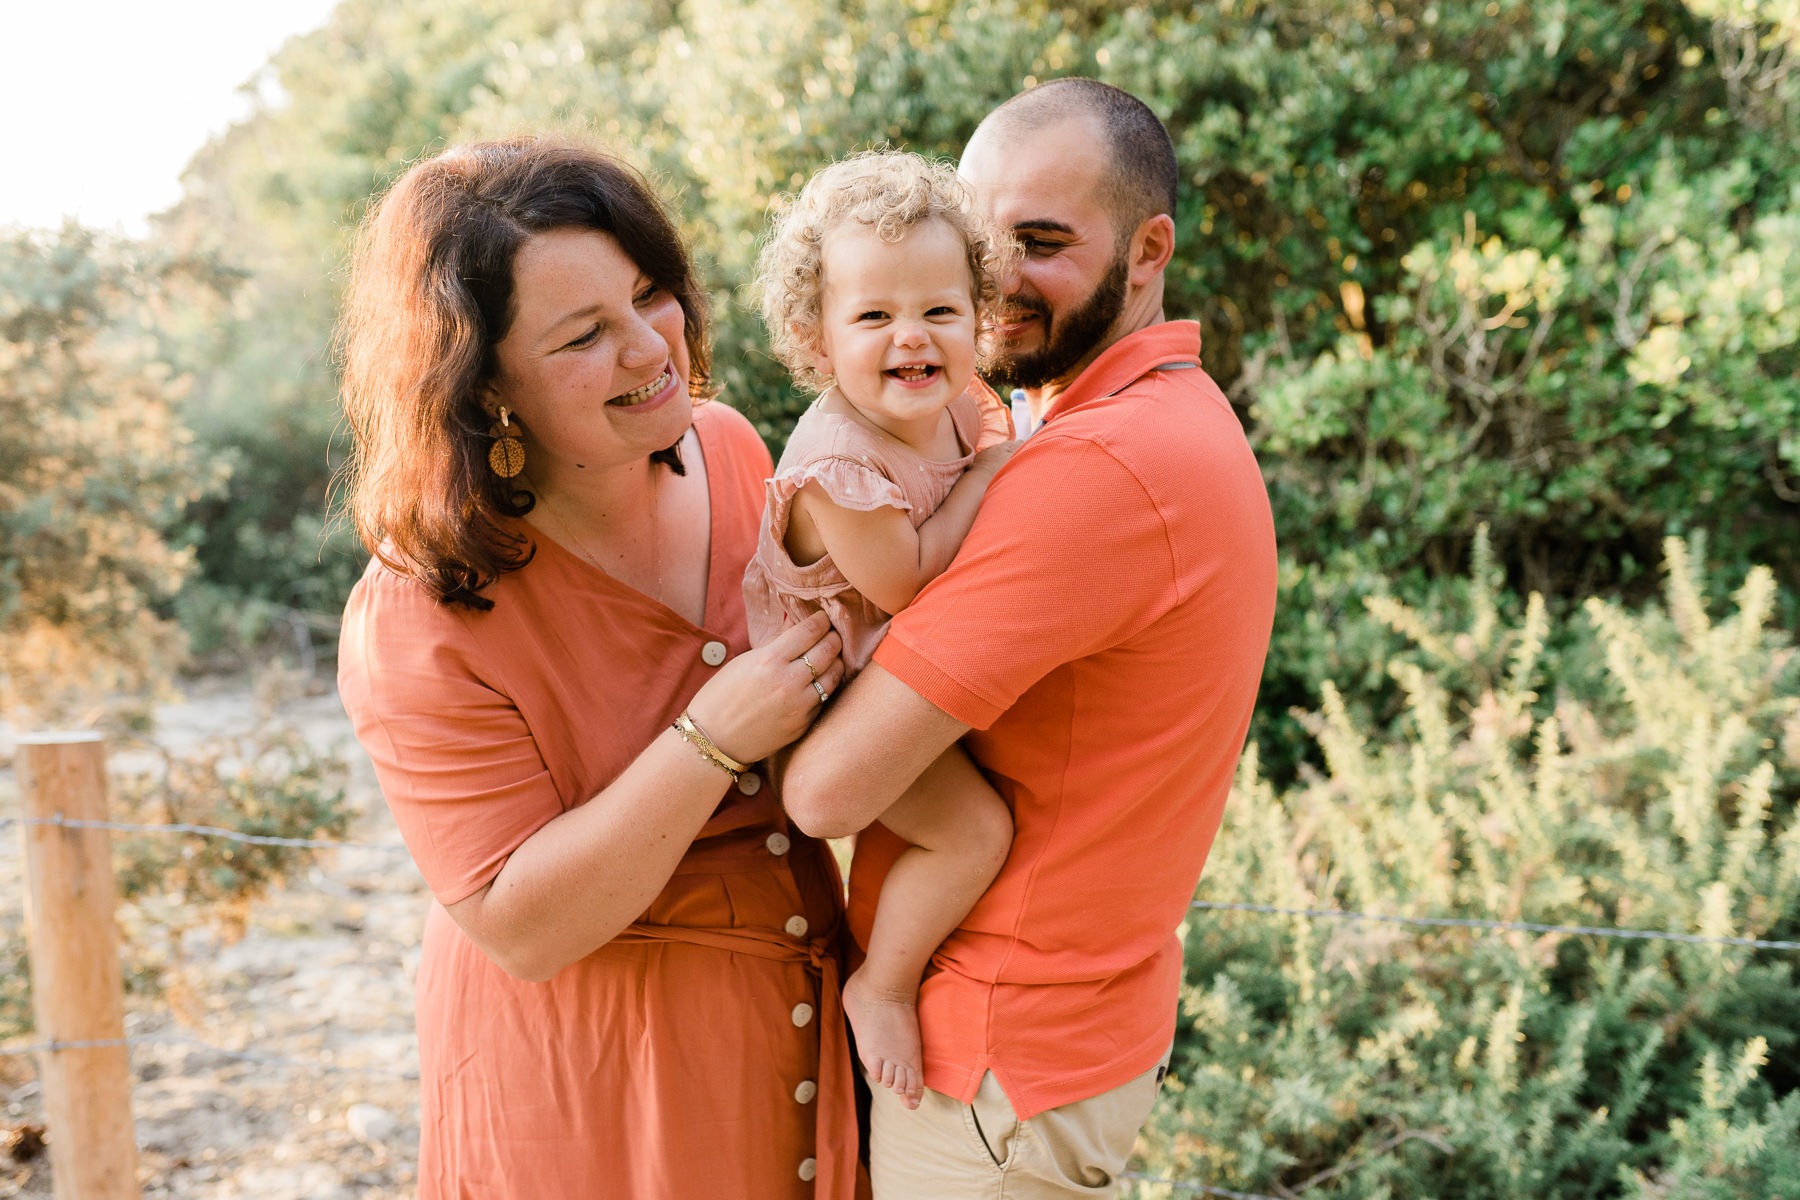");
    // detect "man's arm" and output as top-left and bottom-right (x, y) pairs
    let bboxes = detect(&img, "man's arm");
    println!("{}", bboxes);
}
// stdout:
(782, 662), (970, 839)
